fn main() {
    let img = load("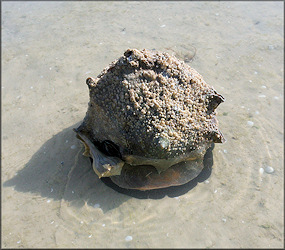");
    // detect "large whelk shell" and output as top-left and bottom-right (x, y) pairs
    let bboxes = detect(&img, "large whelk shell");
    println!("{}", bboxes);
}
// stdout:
(75, 48), (225, 190)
